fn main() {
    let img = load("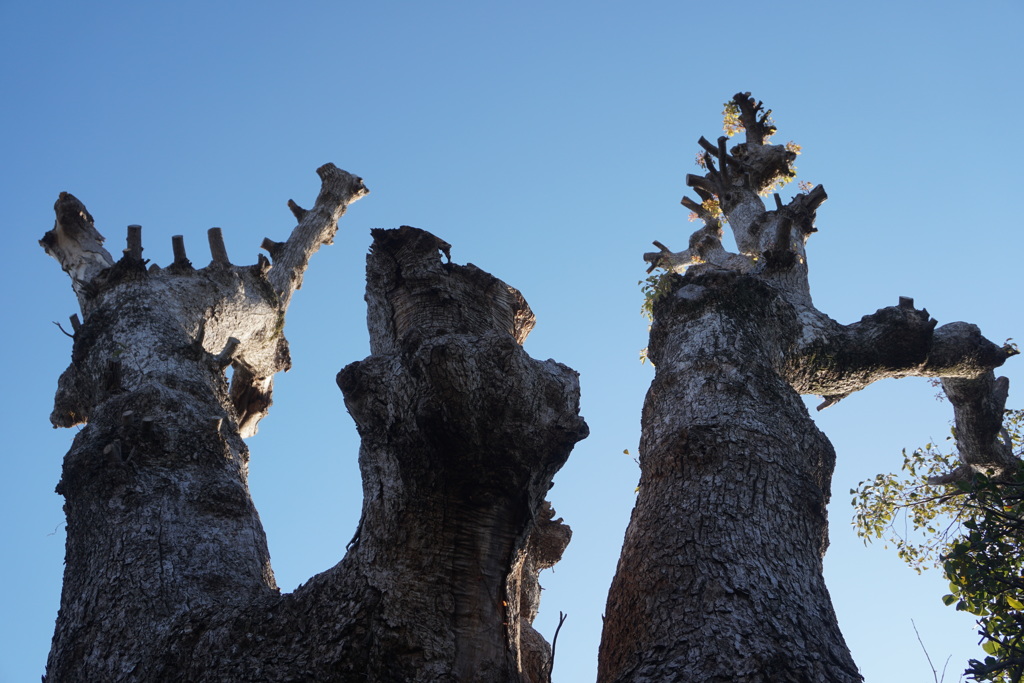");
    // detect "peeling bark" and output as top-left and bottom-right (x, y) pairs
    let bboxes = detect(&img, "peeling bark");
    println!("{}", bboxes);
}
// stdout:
(42, 179), (584, 681)
(603, 93), (1018, 682)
